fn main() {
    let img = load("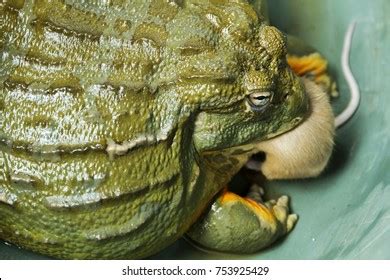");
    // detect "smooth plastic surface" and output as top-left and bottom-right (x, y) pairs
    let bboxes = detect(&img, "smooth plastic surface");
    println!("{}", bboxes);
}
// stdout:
(1, 0), (389, 259)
